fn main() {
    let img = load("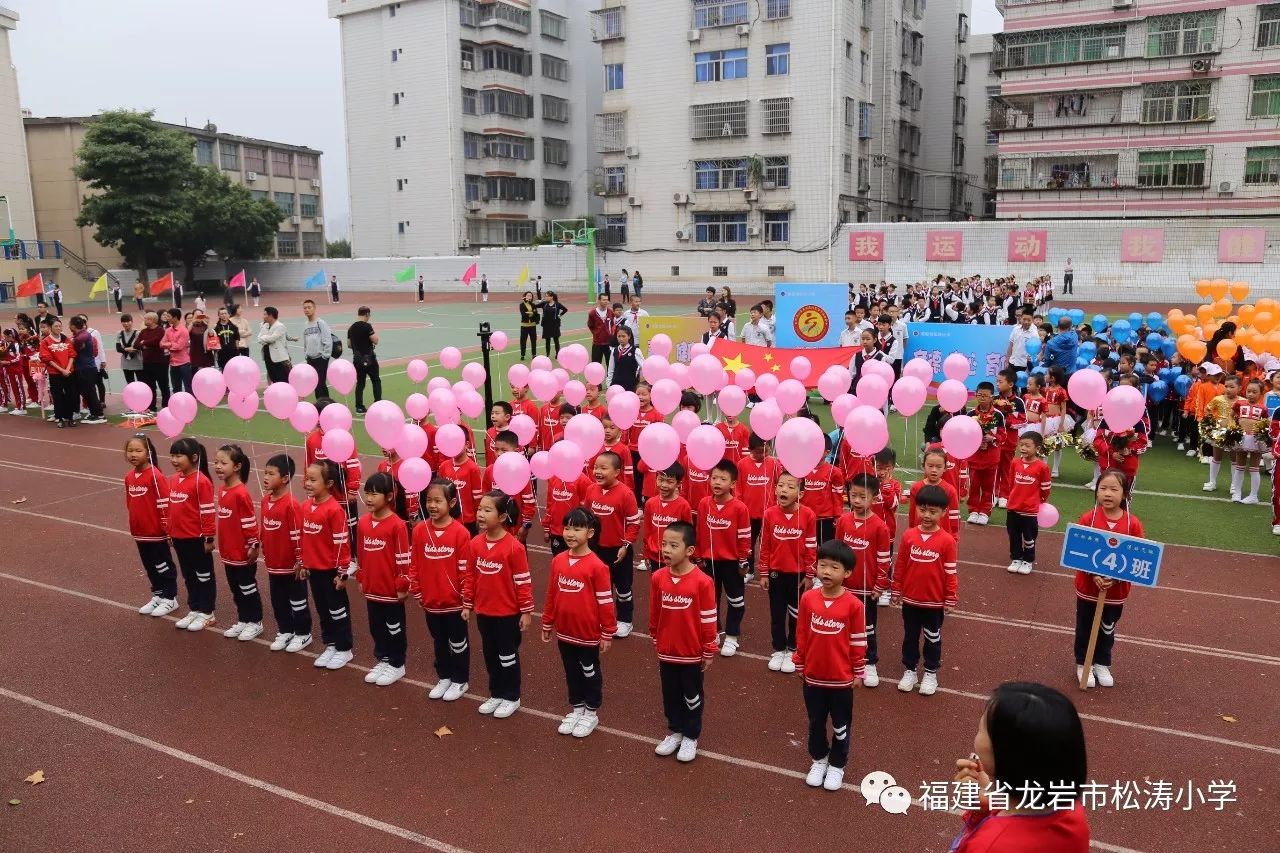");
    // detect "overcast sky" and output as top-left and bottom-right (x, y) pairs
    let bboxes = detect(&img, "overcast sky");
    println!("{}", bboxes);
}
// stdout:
(8, 0), (1003, 241)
